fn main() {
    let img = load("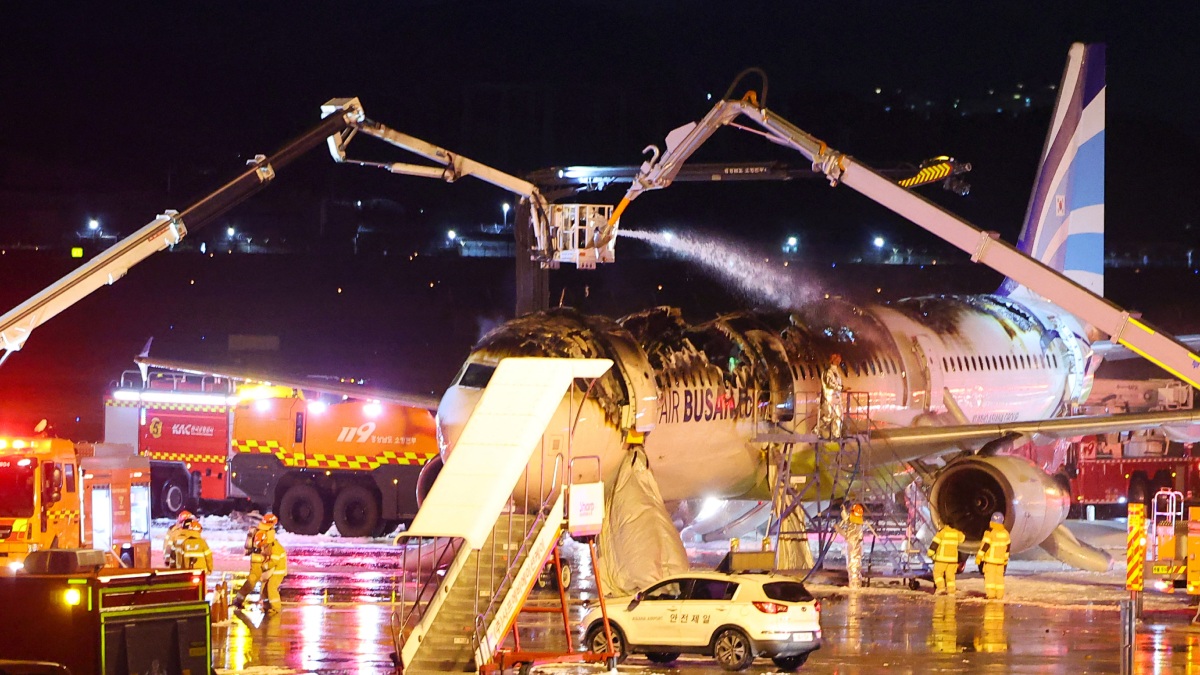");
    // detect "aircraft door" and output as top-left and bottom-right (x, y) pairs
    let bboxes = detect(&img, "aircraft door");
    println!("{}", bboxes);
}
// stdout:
(912, 335), (944, 413)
